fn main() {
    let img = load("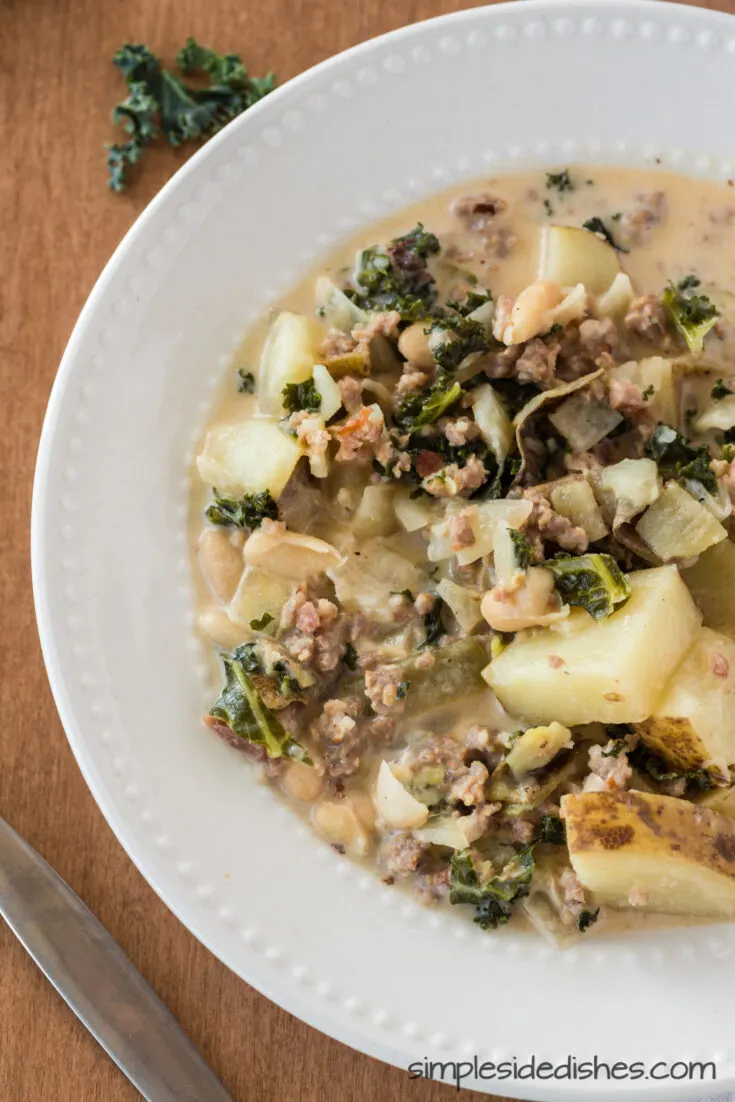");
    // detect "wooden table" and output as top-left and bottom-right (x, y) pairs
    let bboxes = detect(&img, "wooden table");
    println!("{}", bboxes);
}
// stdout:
(0, 0), (729, 1098)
